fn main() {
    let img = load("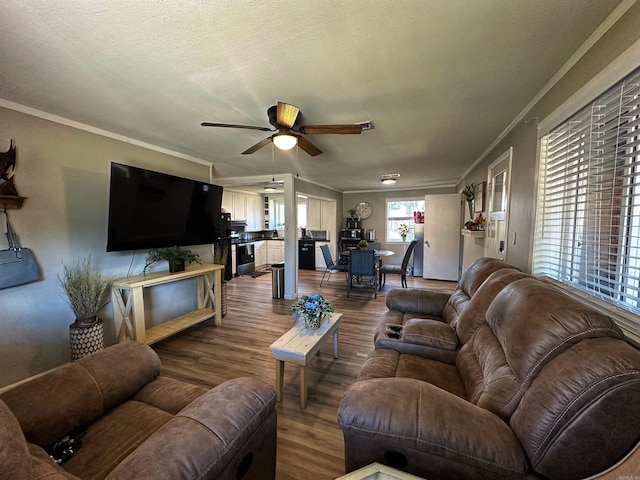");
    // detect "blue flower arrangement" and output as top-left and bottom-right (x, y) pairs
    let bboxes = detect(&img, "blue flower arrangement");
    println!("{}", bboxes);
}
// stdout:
(290, 293), (334, 329)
